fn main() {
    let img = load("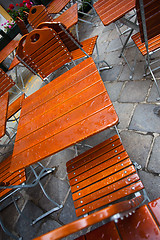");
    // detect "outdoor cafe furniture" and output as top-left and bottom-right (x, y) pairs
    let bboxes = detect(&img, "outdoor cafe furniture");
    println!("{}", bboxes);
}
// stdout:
(0, 57), (118, 239)
(16, 23), (111, 84)
(33, 196), (160, 240)
(0, 68), (24, 97)
(93, 0), (138, 57)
